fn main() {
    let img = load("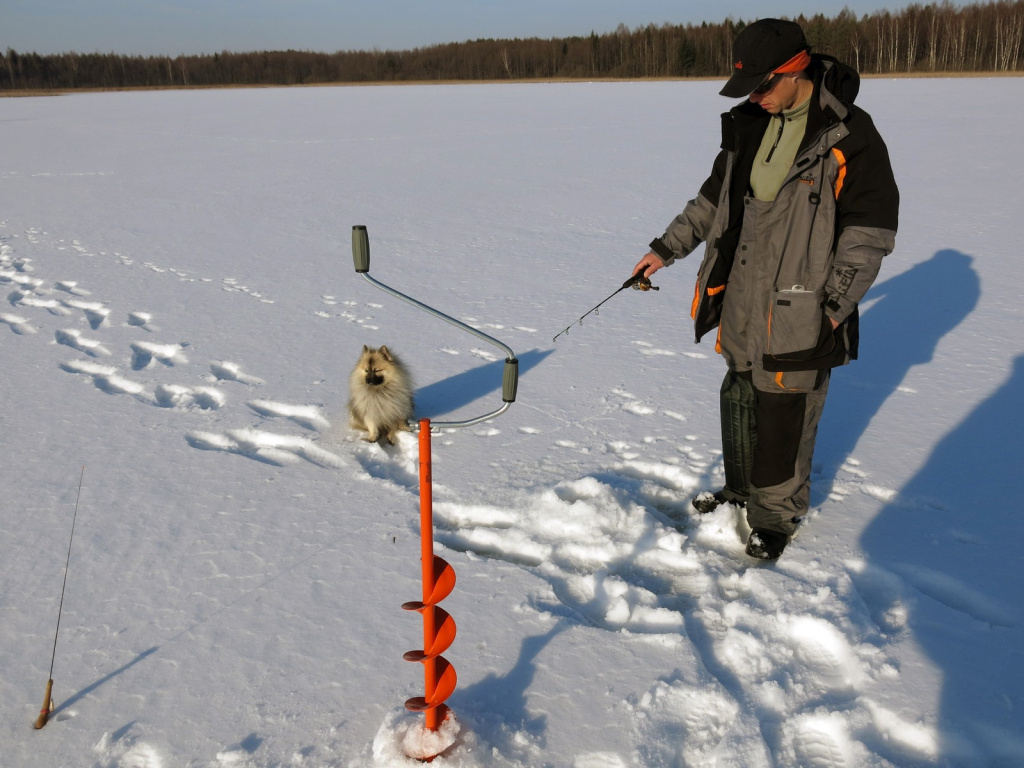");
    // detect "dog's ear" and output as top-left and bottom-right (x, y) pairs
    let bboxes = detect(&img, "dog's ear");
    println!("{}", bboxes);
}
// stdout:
(362, 344), (370, 353)
(379, 345), (392, 360)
